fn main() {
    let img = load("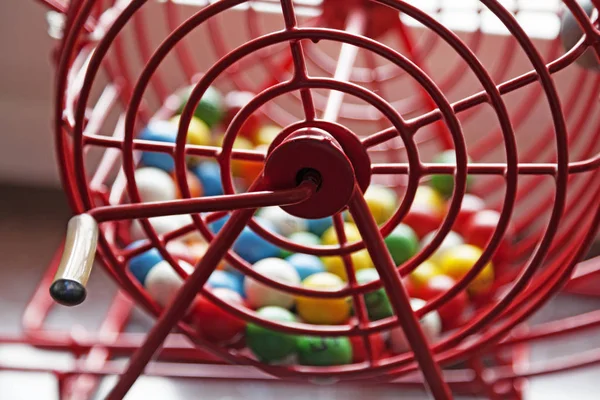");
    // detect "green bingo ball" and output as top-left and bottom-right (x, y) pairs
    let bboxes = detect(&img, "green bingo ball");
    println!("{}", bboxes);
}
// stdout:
(429, 150), (474, 198)
(296, 336), (353, 366)
(177, 85), (224, 128)
(246, 306), (297, 363)
(280, 231), (321, 259)
(384, 224), (419, 266)
(355, 268), (393, 321)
